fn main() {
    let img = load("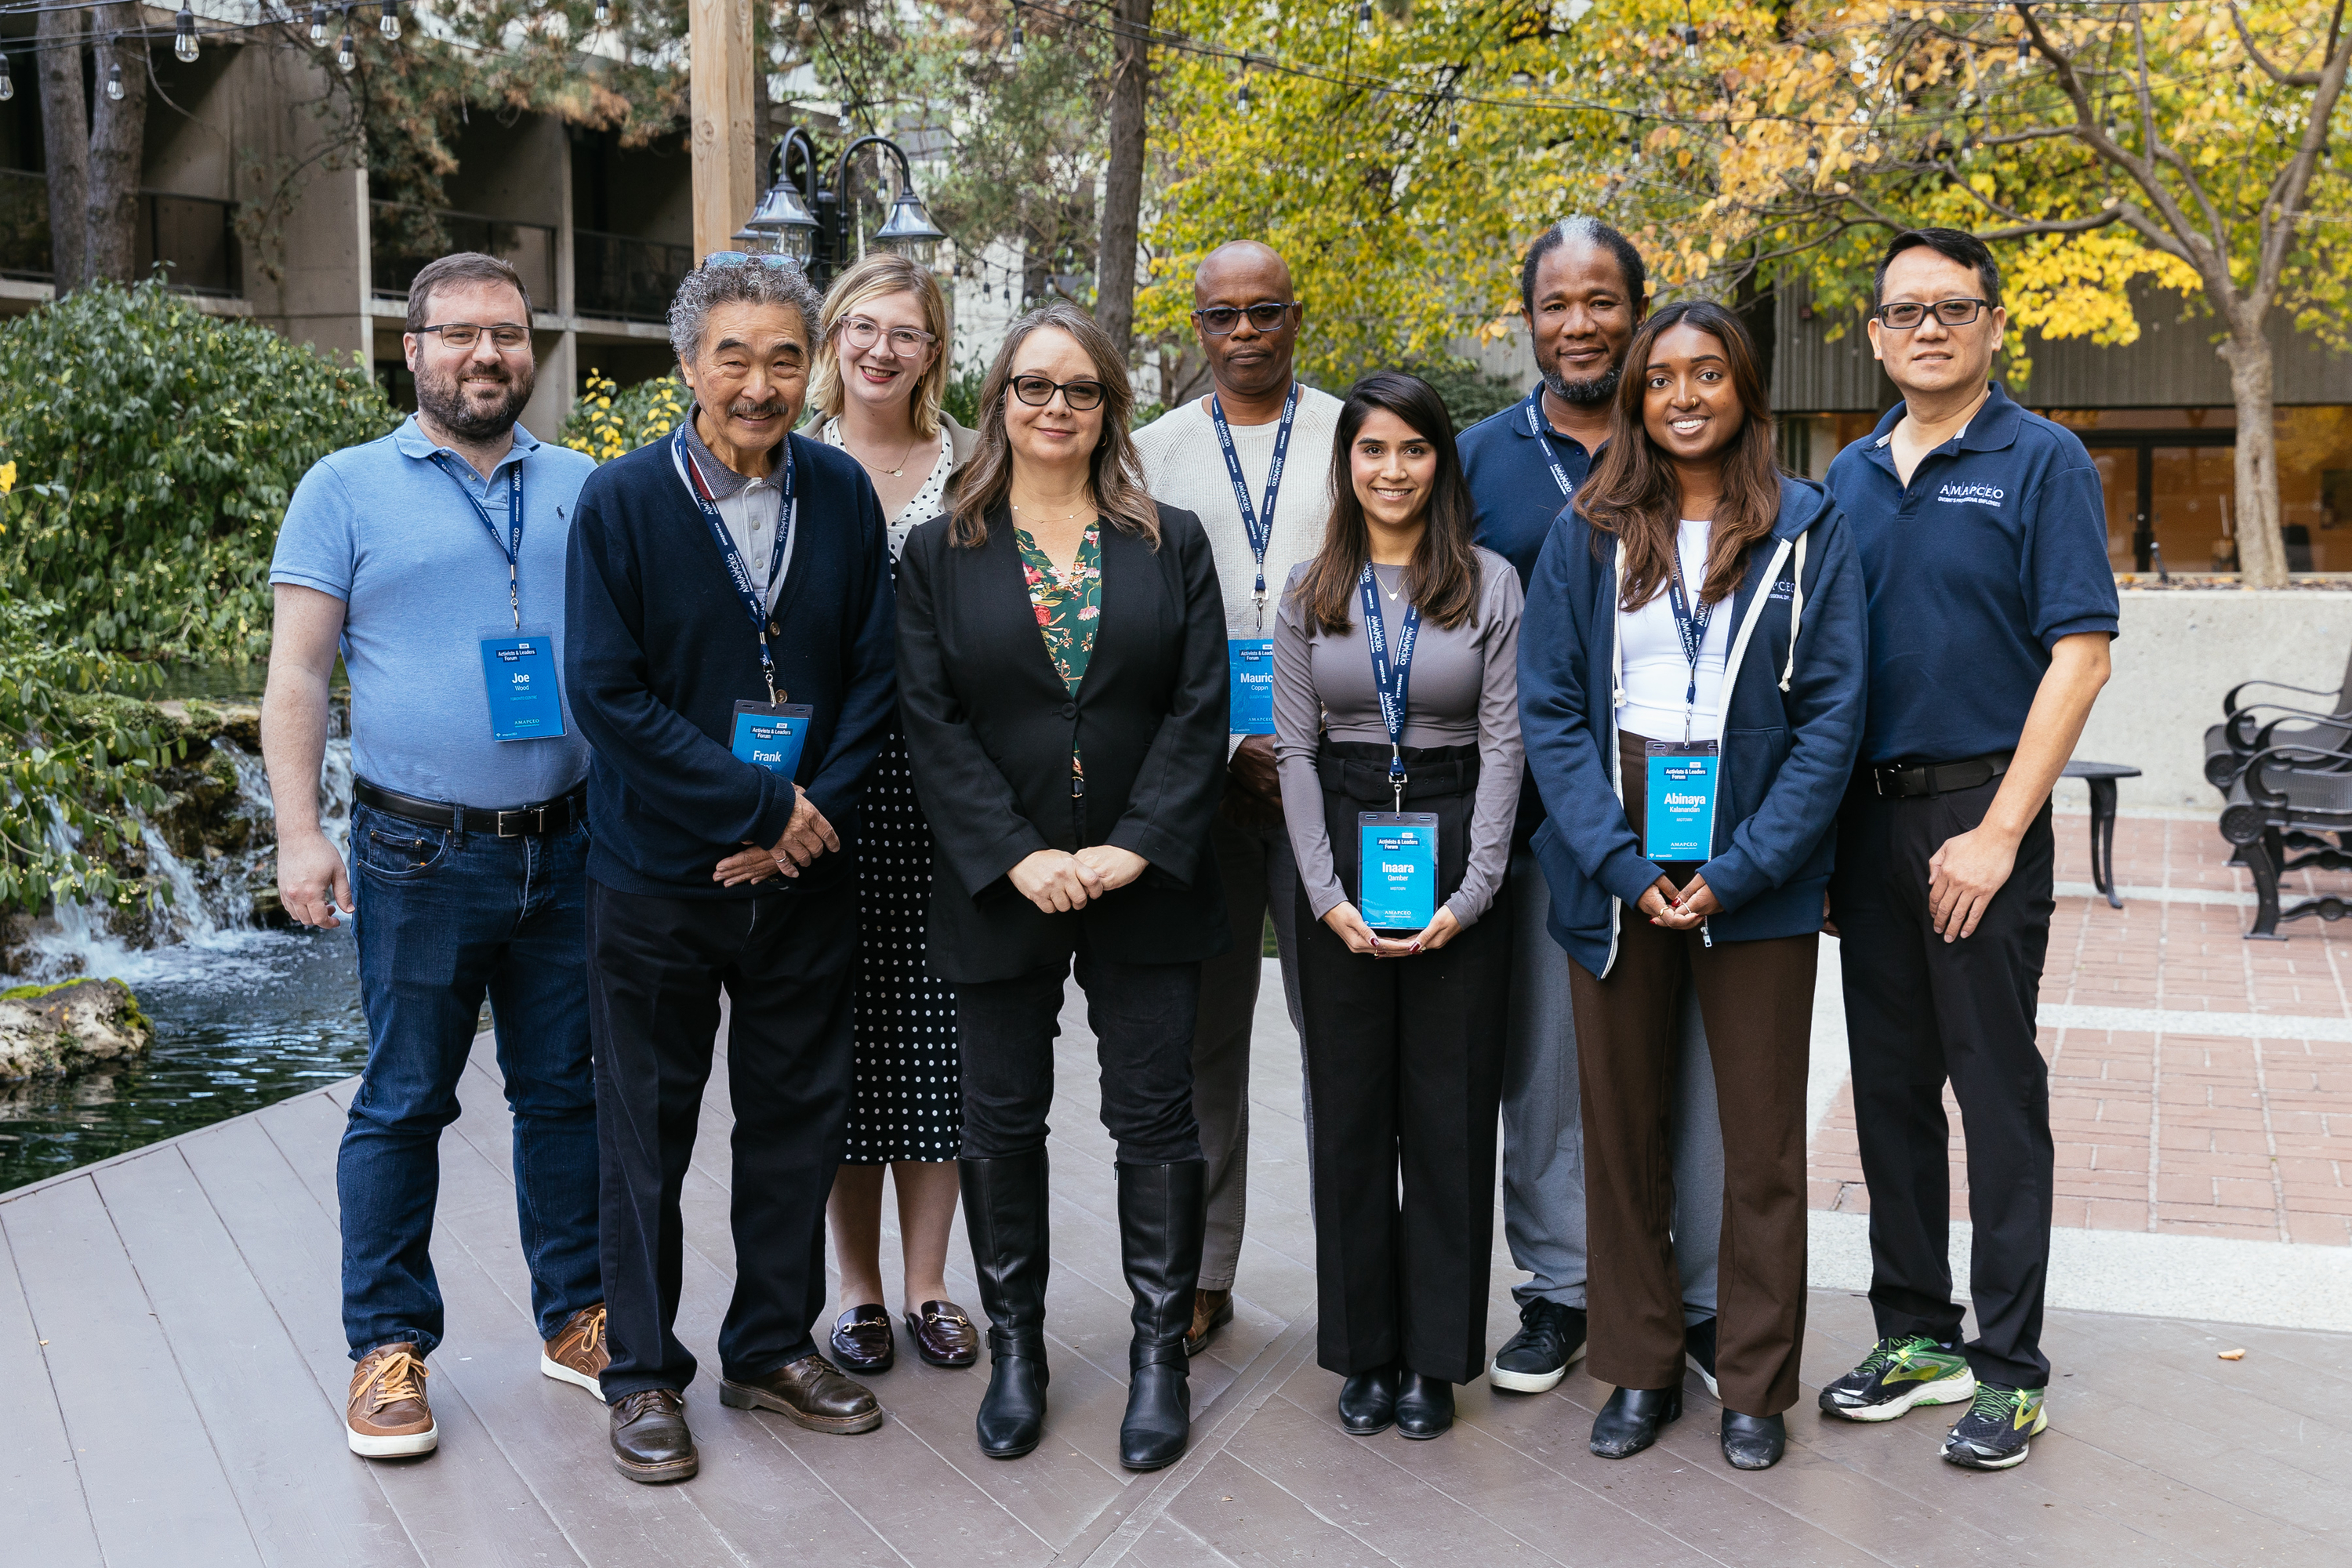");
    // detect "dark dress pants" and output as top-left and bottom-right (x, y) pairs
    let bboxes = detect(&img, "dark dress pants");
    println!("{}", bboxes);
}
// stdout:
(1831, 776), (2056, 1389)
(588, 876), (856, 1399)
(1297, 742), (1509, 1387)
